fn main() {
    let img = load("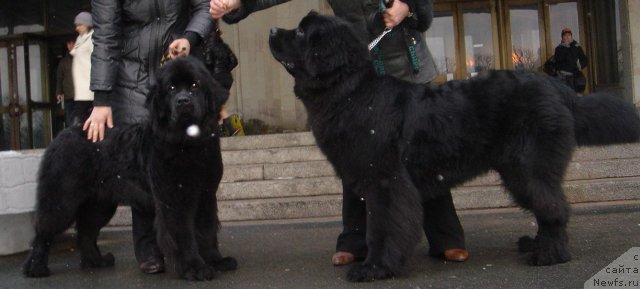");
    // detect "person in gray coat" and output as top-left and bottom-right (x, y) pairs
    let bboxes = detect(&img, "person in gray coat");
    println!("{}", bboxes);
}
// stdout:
(85, 0), (214, 274)
(211, 0), (468, 266)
